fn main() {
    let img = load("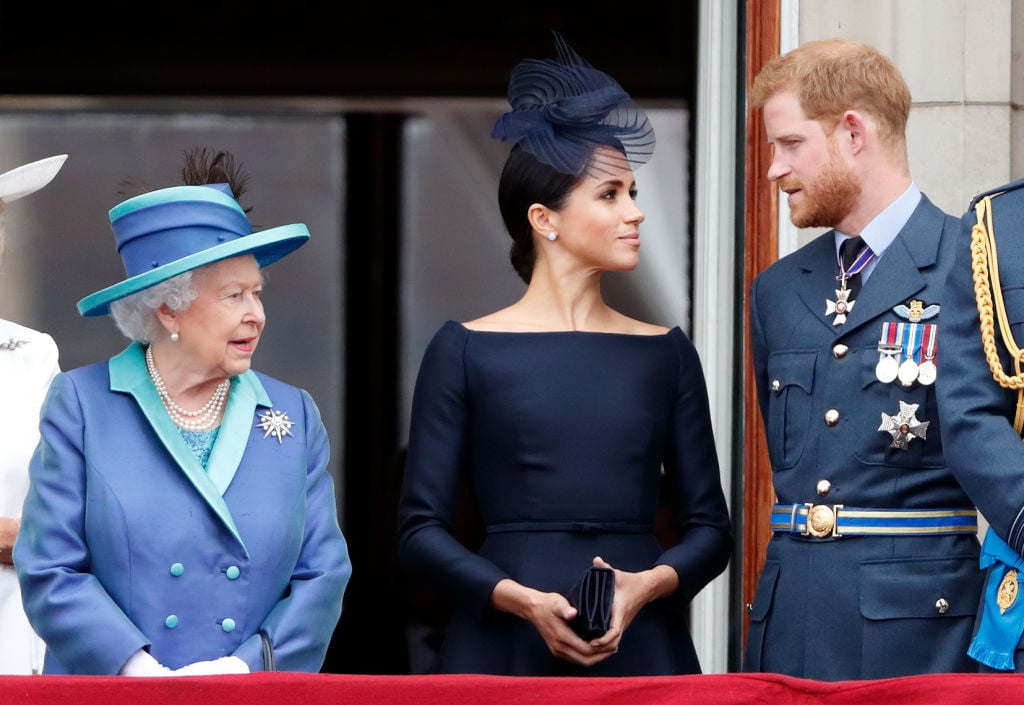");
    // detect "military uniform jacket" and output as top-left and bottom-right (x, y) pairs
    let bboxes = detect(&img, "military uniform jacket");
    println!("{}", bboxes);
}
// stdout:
(939, 178), (1024, 670)
(14, 342), (352, 674)
(744, 195), (984, 681)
